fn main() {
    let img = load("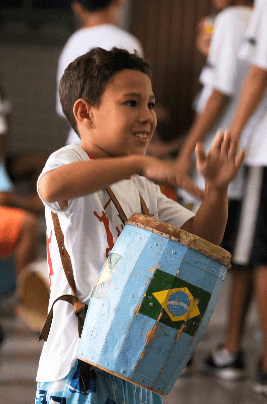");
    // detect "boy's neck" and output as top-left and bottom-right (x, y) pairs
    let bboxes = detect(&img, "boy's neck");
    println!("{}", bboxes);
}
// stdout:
(80, 9), (117, 29)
